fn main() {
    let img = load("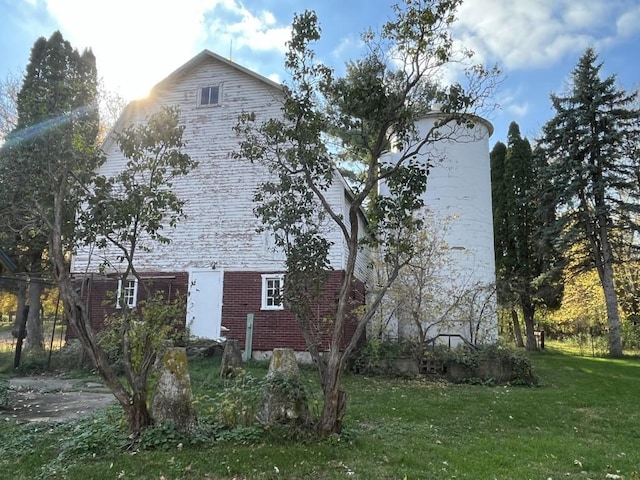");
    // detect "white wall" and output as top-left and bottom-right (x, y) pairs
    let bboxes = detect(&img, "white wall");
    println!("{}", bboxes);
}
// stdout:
(377, 113), (498, 344)
(72, 55), (352, 277)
